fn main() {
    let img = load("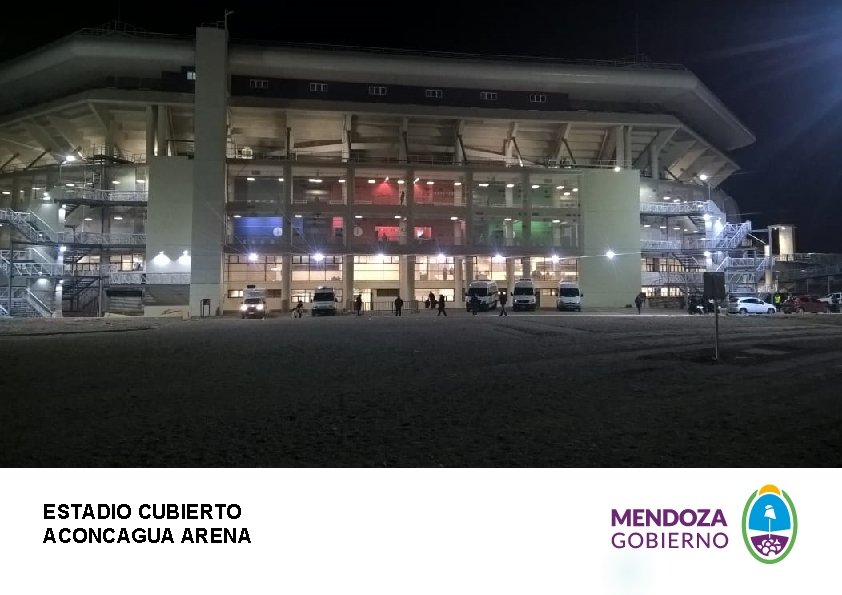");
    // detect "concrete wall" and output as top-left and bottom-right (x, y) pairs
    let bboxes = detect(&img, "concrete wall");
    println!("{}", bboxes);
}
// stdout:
(579, 169), (641, 307)
(190, 27), (229, 317)
(146, 157), (193, 275)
